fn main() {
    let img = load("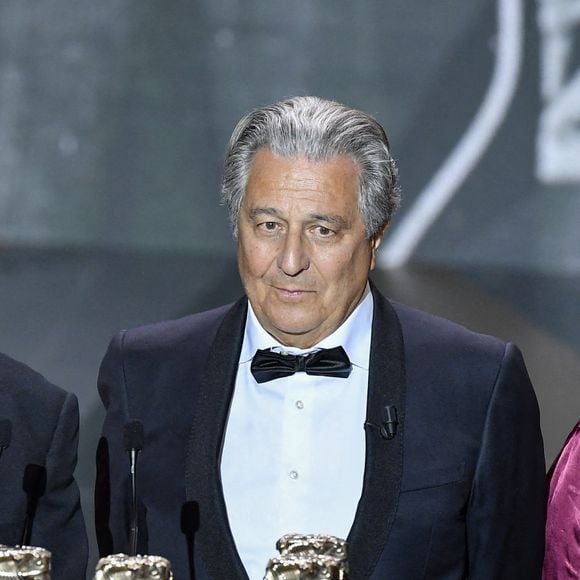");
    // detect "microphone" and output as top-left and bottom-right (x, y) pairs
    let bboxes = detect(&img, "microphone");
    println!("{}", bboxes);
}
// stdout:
(380, 405), (398, 440)
(20, 464), (47, 546)
(0, 418), (12, 460)
(180, 501), (200, 536)
(124, 419), (144, 556)
(364, 405), (398, 441)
